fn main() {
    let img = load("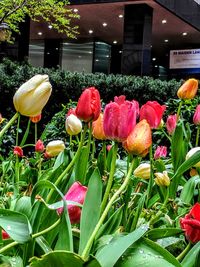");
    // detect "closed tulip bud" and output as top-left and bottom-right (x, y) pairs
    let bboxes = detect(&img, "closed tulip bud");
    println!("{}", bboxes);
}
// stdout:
(57, 182), (87, 224)
(123, 120), (152, 156)
(193, 105), (200, 126)
(134, 163), (151, 179)
(186, 147), (200, 168)
(166, 114), (177, 135)
(45, 140), (65, 157)
(106, 145), (112, 151)
(154, 146), (167, 160)
(2, 230), (9, 240)
(30, 114), (42, 123)
(92, 113), (106, 140)
(140, 101), (166, 129)
(13, 75), (52, 116)
(35, 139), (45, 153)
(76, 87), (101, 122)
(190, 168), (198, 177)
(65, 114), (82, 135)
(13, 146), (23, 157)
(154, 171), (170, 186)
(177, 78), (198, 100)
